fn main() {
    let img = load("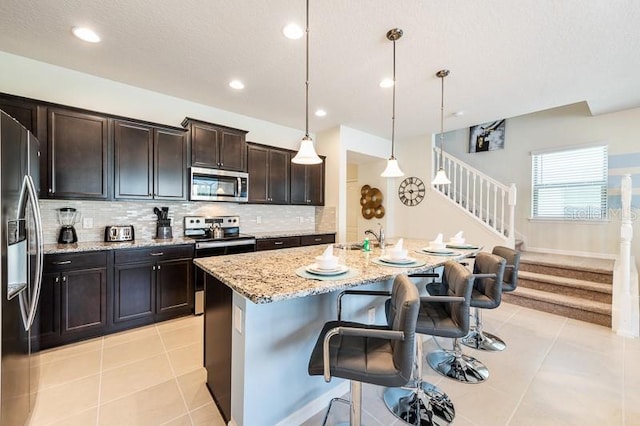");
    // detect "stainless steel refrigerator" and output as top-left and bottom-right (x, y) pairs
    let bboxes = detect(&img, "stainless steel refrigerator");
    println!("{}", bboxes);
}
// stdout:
(0, 110), (43, 425)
